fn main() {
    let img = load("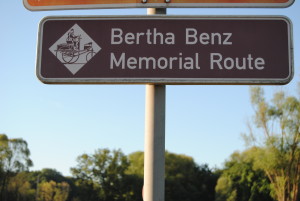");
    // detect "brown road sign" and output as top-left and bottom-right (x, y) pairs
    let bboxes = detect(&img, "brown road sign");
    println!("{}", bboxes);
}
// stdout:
(24, 0), (294, 10)
(36, 16), (293, 85)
